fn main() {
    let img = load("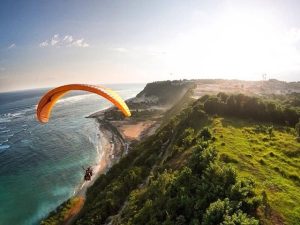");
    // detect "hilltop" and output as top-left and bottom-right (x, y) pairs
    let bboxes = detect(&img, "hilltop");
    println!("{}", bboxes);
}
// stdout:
(41, 79), (300, 225)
